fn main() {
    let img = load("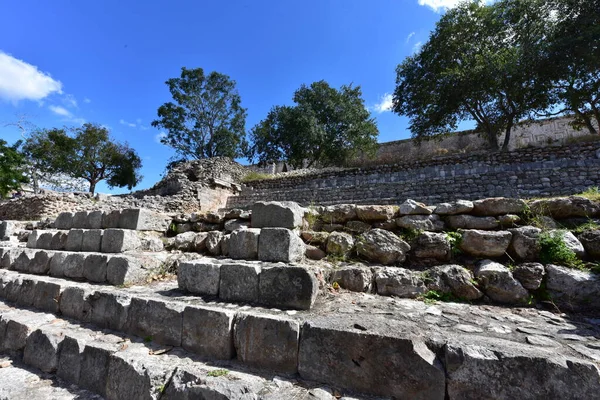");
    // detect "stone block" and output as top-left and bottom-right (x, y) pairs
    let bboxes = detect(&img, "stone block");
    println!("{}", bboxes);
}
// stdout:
(298, 317), (446, 399)
(234, 313), (300, 374)
(26, 229), (39, 248)
(106, 255), (155, 286)
(259, 265), (319, 310)
(182, 306), (235, 359)
(178, 260), (221, 296)
(50, 231), (68, 250)
(49, 252), (68, 277)
(63, 253), (86, 279)
(65, 229), (85, 252)
(72, 211), (89, 229)
(28, 250), (52, 274)
(0, 221), (18, 240)
(86, 210), (103, 229)
(88, 290), (130, 331)
(119, 208), (169, 231)
(12, 249), (36, 272)
(82, 229), (103, 252)
(101, 228), (141, 253)
(83, 253), (109, 282)
(36, 231), (54, 250)
(228, 228), (260, 260)
(472, 197), (527, 216)
(79, 342), (116, 396)
(258, 228), (305, 263)
(219, 262), (261, 303)
(206, 231), (223, 256)
(446, 215), (499, 230)
(125, 298), (184, 346)
(57, 334), (87, 384)
(0, 248), (20, 270)
(251, 201), (304, 229)
(23, 326), (65, 373)
(459, 230), (512, 258)
(102, 210), (122, 228)
(54, 212), (73, 230)
(59, 287), (92, 322)
(330, 266), (373, 292)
